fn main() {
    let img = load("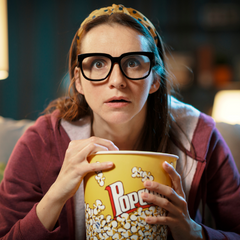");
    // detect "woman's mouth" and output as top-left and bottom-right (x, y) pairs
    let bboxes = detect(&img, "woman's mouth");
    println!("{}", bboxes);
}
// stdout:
(105, 97), (131, 108)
